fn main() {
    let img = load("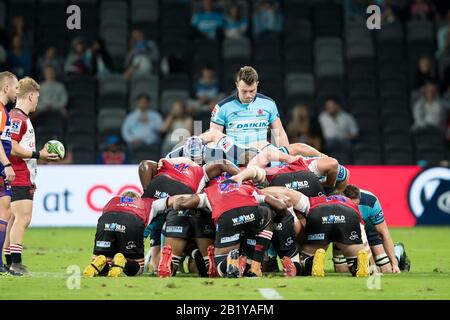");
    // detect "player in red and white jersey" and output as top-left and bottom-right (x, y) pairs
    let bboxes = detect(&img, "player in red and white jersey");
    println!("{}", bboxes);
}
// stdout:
(154, 172), (287, 278)
(260, 186), (369, 277)
(0, 71), (18, 275)
(83, 191), (175, 278)
(3, 78), (58, 276)
(139, 158), (241, 277)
